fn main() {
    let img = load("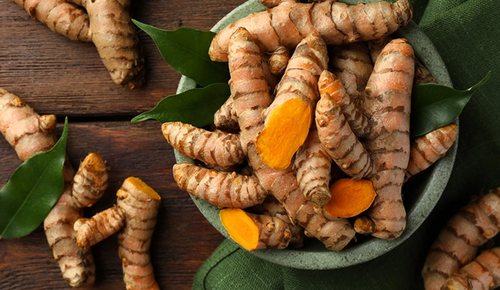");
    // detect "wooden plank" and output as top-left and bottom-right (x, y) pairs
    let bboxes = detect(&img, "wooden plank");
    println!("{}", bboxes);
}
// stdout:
(0, 0), (241, 117)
